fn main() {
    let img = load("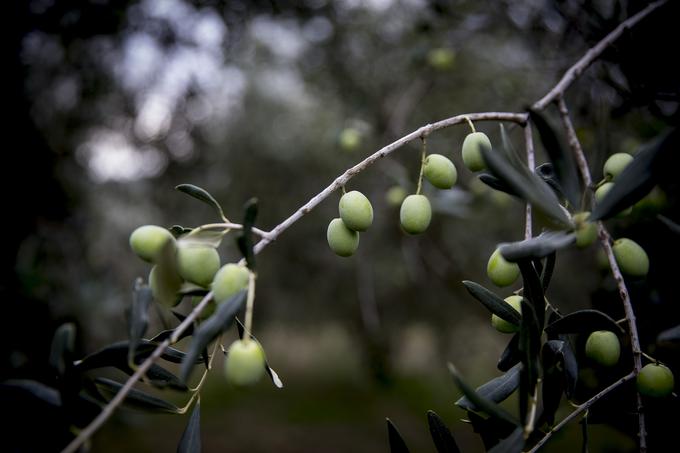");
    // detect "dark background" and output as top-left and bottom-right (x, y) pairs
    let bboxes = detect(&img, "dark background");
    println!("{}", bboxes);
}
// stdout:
(4, 0), (679, 451)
